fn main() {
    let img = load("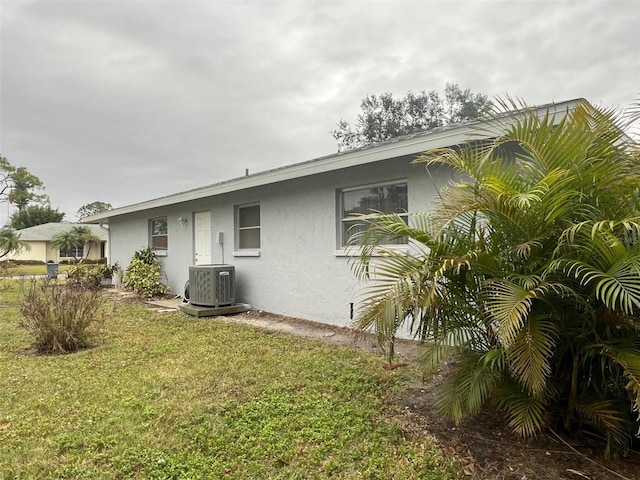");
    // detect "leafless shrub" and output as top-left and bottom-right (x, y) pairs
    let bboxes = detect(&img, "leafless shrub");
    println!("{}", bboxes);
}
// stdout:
(20, 279), (106, 353)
